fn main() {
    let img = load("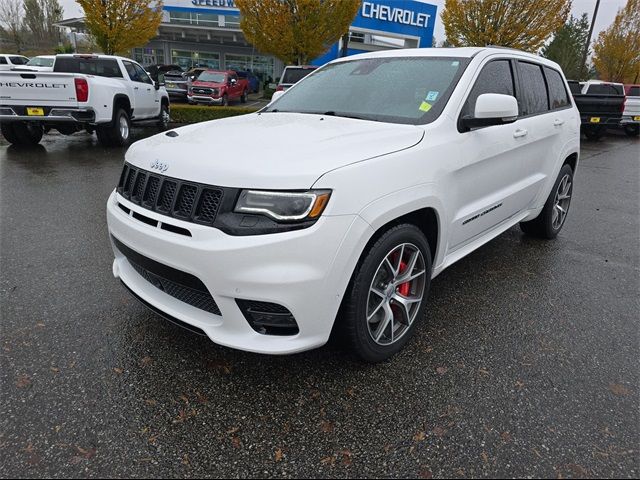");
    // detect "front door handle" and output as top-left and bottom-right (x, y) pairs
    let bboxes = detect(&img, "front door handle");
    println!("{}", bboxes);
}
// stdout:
(513, 128), (528, 138)
(553, 119), (565, 126)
